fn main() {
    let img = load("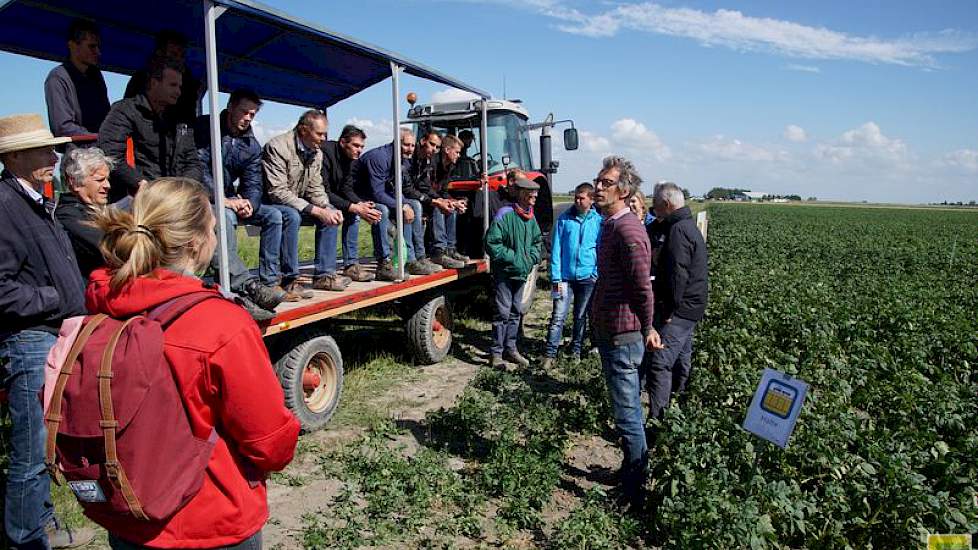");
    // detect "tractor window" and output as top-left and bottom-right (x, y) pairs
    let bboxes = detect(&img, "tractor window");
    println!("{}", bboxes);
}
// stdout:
(485, 112), (534, 173)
